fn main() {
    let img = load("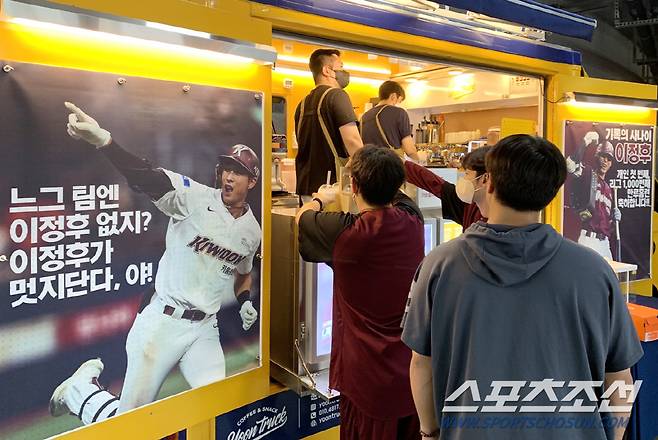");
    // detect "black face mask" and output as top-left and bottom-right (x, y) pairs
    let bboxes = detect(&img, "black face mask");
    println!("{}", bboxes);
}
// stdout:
(332, 68), (350, 89)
